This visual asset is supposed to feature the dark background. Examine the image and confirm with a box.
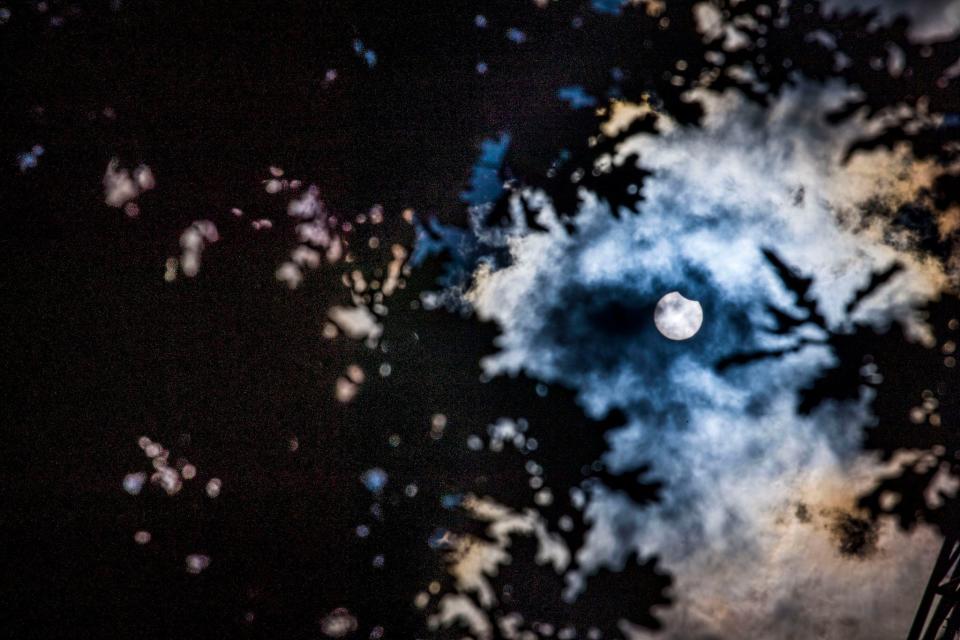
[5,1,959,638]
[1,1,634,638]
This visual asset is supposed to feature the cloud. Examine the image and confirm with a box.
[820,0,960,43]
[103,158,155,209]
[328,305,383,343]
[459,82,950,638]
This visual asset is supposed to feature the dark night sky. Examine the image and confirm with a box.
[4,1,960,639]
[1,2,626,637]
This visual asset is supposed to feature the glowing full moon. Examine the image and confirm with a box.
[654,291,704,341]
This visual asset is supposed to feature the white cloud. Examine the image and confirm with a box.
[461,82,950,639]
[821,0,960,43]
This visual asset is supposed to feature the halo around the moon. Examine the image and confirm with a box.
[654,291,704,341]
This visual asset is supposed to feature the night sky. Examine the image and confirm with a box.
[4,1,960,639]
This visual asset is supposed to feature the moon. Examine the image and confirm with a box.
[654,291,704,341]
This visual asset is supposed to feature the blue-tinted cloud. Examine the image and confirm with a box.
[459,82,948,639]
